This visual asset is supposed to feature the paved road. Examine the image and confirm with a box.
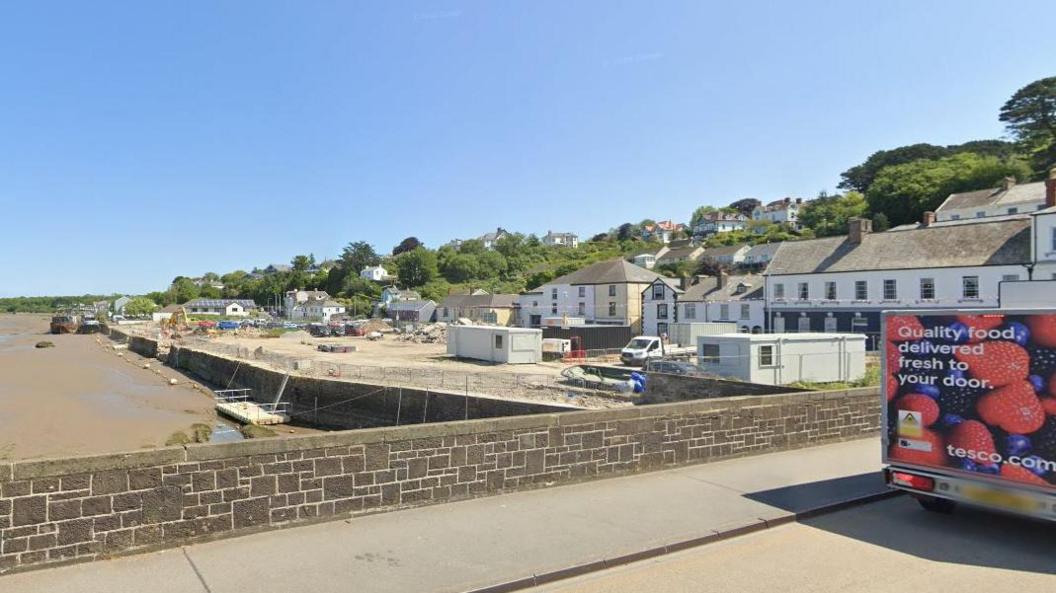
[0,439,885,593]
[527,496,1056,593]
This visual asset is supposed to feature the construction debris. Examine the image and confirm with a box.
[395,322,447,344]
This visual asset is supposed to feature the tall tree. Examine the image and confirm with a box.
[797,192,868,237]
[1000,76,1056,173]
[838,143,949,192]
[395,247,438,287]
[616,223,634,241]
[865,152,1031,226]
[392,236,422,256]
[290,254,315,271]
[728,198,761,217]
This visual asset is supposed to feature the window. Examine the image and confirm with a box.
[774,283,785,299]
[976,211,985,218]
[494,334,503,349]
[578,286,586,298]
[855,280,867,300]
[652,284,665,300]
[551,288,558,300]
[883,279,897,300]
[740,304,750,320]
[657,304,668,319]
[1008,207,1018,215]
[551,304,557,315]
[684,303,696,319]
[1002,274,1019,282]
[701,343,720,363]
[759,345,774,367]
[851,315,868,332]
[825,281,836,300]
[720,304,730,319]
[608,302,616,316]
[798,282,809,300]
[577,302,585,316]
[951,214,961,220]
[919,278,935,300]
[1051,227,1056,251]
[608,285,617,297]
[532,301,538,308]
[962,276,979,299]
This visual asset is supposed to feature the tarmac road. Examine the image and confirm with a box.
[526,495,1056,593]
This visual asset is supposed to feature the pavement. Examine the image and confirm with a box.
[526,495,1056,593]
[0,438,888,593]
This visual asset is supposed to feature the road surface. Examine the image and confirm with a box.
[527,496,1056,593]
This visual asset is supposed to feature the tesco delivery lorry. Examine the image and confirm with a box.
[883,308,1056,520]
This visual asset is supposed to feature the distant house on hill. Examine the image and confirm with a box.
[360,265,391,282]
[935,177,1049,221]
[183,299,258,317]
[542,231,579,249]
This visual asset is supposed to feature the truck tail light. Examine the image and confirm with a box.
[889,471,935,492]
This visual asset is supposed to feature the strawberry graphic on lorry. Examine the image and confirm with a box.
[884,309,1056,520]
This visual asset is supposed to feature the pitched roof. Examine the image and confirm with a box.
[765,219,1031,275]
[184,298,258,309]
[657,245,704,263]
[549,259,664,286]
[680,274,764,302]
[388,300,437,311]
[745,242,782,257]
[703,244,749,258]
[888,213,1030,232]
[937,180,1046,213]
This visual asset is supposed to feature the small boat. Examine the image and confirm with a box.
[50,313,80,334]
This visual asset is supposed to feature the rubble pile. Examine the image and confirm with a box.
[396,322,448,344]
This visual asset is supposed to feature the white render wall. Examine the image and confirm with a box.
[766,265,1030,310]
[517,283,597,327]
[937,202,1046,222]
[677,300,765,332]
[641,284,678,337]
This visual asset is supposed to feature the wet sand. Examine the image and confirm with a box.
[0,314,218,460]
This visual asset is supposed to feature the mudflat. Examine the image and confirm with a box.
[0,314,215,460]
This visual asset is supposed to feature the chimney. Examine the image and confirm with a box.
[1002,176,1016,191]
[1047,166,1056,209]
[922,211,936,226]
[848,217,872,244]
[717,270,728,289]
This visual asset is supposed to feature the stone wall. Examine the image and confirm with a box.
[0,387,880,573]
[170,346,582,429]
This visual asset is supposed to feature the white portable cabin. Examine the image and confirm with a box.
[667,322,739,347]
[697,333,866,385]
[447,326,543,364]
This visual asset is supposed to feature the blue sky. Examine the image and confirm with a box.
[1,1,1054,296]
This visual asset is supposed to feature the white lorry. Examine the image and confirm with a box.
[620,336,693,366]
[884,299,1056,521]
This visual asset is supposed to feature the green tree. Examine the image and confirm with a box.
[1000,76,1056,173]
[441,254,479,283]
[123,297,158,317]
[871,212,890,232]
[797,192,868,237]
[167,277,200,304]
[838,144,950,192]
[476,250,508,278]
[728,198,761,217]
[865,152,1031,226]
[689,206,718,229]
[392,236,422,256]
[419,279,452,302]
[341,275,382,300]
[457,239,485,255]
[291,254,315,271]
[395,247,438,287]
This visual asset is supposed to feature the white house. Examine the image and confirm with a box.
[693,213,747,237]
[1029,168,1056,280]
[677,273,766,333]
[935,176,1049,222]
[183,299,257,317]
[113,296,131,315]
[379,286,420,306]
[633,253,657,269]
[289,299,346,322]
[753,198,805,229]
[480,227,510,250]
[641,220,684,244]
[640,278,682,337]
[543,231,579,249]
[655,243,704,268]
[764,216,1033,348]
[517,259,663,333]
[360,265,391,282]
[743,243,781,270]
[284,289,329,318]
[701,244,749,267]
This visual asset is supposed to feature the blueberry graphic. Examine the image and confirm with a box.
[1005,321,1030,346]
[1029,374,1045,392]
[942,413,964,427]
[947,322,969,344]
[914,383,941,399]
[948,368,966,382]
[1025,456,1049,477]
[1006,434,1032,457]
[977,463,1000,475]
[960,459,978,472]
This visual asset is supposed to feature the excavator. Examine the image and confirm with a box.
[163,306,189,332]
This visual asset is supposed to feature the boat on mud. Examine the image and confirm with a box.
[50,313,81,334]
